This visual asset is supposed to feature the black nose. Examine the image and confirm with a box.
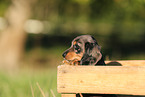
[62,52,67,58]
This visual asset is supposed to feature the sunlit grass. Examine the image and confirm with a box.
[0,69,60,97]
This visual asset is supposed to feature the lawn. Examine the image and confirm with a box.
[0,69,60,97]
[0,46,66,97]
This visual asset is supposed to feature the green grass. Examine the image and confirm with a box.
[0,46,66,97]
[0,69,60,97]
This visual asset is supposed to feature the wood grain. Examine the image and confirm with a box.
[57,64,145,95]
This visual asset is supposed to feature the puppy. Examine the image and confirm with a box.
[62,35,117,97]
[62,35,105,66]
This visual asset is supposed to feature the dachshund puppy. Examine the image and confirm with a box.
[62,35,117,97]
[62,35,105,66]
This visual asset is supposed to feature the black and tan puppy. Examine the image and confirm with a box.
[62,35,117,97]
[62,35,105,66]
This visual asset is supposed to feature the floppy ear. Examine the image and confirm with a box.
[80,42,102,65]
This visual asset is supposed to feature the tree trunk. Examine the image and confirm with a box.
[0,0,35,70]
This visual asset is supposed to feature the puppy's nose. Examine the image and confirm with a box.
[62,52,67,58]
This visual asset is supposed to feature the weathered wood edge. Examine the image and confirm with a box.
[57,65,145,95]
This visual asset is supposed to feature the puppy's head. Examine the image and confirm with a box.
[62,35,102,65]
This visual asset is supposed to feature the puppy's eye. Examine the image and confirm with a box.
[74,45,80,50]
[74,45,81,54]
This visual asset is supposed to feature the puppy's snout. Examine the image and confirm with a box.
[62,52,67,58]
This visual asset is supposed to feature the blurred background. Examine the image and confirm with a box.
[0,0,145,97]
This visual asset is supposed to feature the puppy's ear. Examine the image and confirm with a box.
[80,42,102,65]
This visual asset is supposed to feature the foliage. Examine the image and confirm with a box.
[1,0,145,61]
[29,0,145,43]
[0,0,11,16]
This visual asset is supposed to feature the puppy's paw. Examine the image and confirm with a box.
[62,59,80,66]
[70,59,80,66]
[62,60,71,65]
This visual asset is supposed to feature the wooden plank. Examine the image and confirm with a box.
[105,60,145,66]
[57,65,145,95]
[61,94,76,97]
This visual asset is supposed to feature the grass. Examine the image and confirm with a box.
[0,46,66,97]
[0,69,60,97]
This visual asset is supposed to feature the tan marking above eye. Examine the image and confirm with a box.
[73,41,77,45]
